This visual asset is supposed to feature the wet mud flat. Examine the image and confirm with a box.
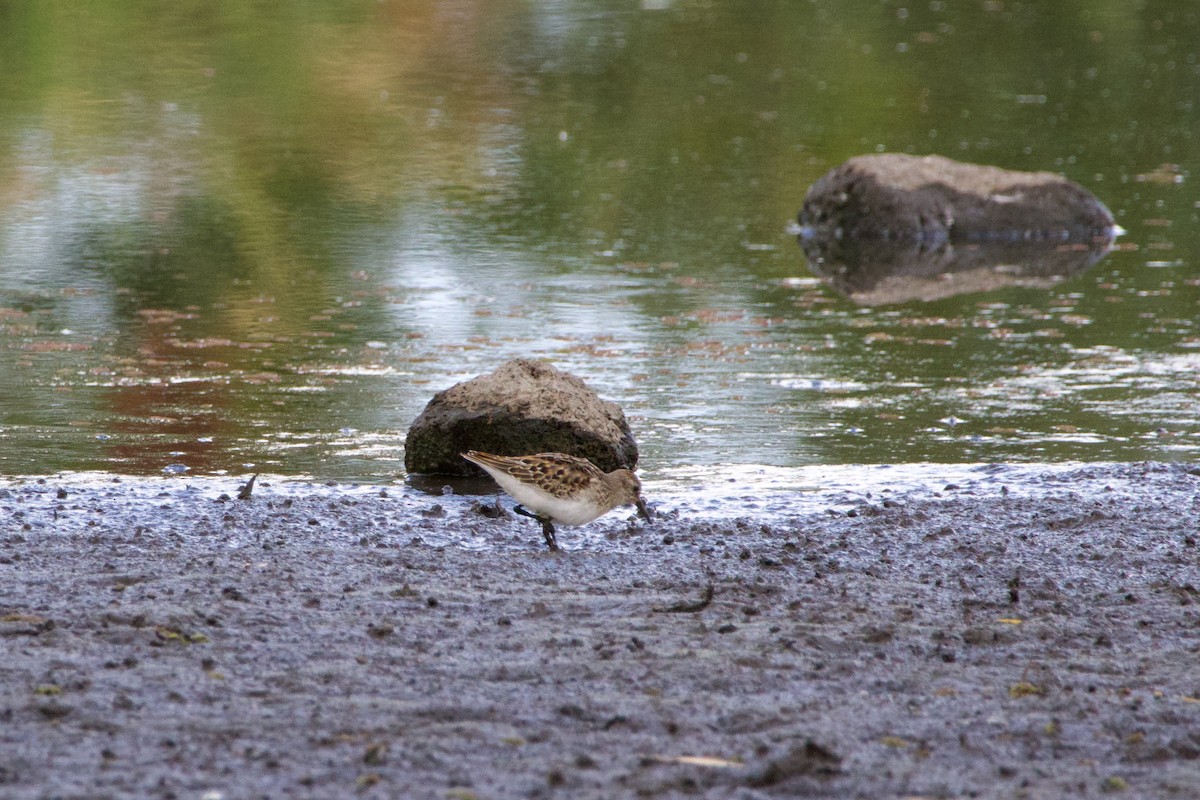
[2,463,1199,799]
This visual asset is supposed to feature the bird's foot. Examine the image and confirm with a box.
[540,521,560,552]
[514,505,560,551]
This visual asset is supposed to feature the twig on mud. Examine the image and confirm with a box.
[1007,570,1021,604]
[237,473,259,501]
[655,583,715,613]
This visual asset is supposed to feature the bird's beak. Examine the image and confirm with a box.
[635,496,653,521]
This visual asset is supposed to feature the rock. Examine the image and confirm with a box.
[798,153,1116,245]
[404,359,639,476]
[796,154,1118,304]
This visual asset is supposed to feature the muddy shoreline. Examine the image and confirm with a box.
[3,462,1199,799]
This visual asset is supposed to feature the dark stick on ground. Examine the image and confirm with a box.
[655,582,715,613]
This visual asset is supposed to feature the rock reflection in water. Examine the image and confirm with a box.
[797,231,1115,306]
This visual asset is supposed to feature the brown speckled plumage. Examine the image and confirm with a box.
[469,452,602,498]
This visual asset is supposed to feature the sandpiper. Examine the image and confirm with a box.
[461,450,651,551]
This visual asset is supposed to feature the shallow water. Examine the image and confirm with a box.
[1,3,1198,481]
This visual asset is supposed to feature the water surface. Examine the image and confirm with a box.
[1,2,1198,481]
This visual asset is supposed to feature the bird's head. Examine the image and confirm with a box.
[613,468,653,521]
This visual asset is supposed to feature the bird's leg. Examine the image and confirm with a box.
[540,519,559,552]
[513,505,560,551]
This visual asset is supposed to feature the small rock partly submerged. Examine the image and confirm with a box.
[404,358,639,476]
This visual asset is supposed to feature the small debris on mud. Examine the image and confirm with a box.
[745,739,843,786]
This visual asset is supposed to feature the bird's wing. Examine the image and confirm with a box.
[463,451,603,499]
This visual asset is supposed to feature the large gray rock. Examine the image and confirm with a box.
[404,359,639,476]
[798,153,1115,246]
[796,154,1118,304]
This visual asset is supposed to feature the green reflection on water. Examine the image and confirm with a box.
[0,1,1198,479]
